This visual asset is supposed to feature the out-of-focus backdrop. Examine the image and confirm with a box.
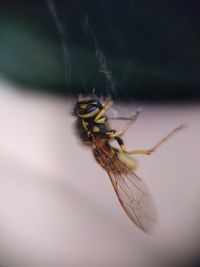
[0,0,200,99]
[0,1,200,267]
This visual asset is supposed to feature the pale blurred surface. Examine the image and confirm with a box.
[0,79,200,267]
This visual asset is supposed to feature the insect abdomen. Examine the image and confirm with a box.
[117,152,137,171]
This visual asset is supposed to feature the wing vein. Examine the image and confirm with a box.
[92,136,157,232]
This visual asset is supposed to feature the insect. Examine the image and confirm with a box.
[74,95,183,232]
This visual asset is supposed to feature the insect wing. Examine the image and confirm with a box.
[108,163,157,232]
[93,139,157,232]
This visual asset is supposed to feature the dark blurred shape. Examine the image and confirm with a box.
[0,0,199,100]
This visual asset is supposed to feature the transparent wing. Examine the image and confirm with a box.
[93,138,157,233]
[107,161,157,232]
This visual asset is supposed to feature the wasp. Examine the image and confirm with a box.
[74,95,183,232]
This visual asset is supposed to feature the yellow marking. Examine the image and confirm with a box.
[94,108,105,120]
[93,126,100,132]
[92,99,110,122]
[78,108,100,118]
[108,130,122,138]
[82,119,88,130]
[95,116,106,124]
[80,104,87,109]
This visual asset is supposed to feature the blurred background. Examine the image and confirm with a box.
[0,1,200,267]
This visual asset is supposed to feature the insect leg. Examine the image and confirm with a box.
[113,136,149,154]
[115,125,185,155]
[107,109,141,137]
[94,97,113,123]
[102,97,113,111]
[108,108,141,121]
[108,117,138,138]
